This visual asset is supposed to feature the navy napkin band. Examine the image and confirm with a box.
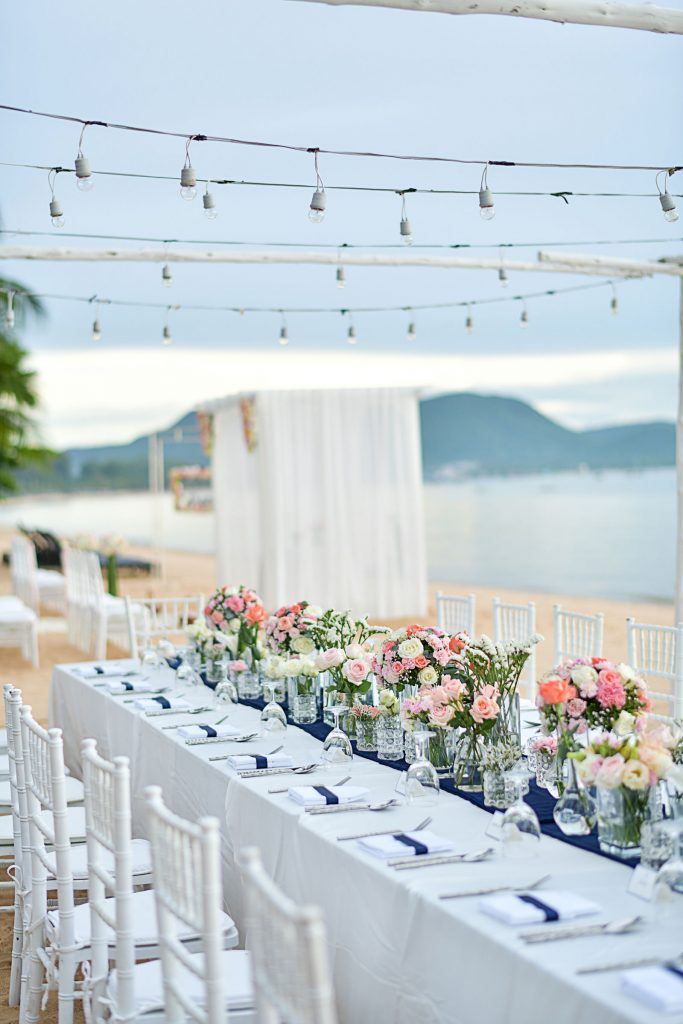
[518,894,559,921]
[199,725,217,738]
[313,786,339,805]
[393,833,429,856]
[153,696,171,709]
[122,681,134,691]
[254,755,268,769]
[94,666,104,674]
[666,964,683,982]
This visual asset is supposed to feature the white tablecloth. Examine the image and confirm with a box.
[50,661,683,1024]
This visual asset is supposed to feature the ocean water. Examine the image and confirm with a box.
[0,467,674,603]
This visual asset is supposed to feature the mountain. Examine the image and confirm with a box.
[13,394,674,494]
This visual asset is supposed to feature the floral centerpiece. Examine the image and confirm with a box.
[373,624,460,693]
[309,610,389,702]
[262,654,320,722]
[265,601,322,657]
[571,723,677,857]
[205,585,266,661]
[350,704,381,751]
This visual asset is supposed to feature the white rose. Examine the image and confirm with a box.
[300,660,319,677]
[418,665,438,686]
[305,605,323,619]
[292,636,315,655]
[281,659,303,678]
[613,710,636,737]
[398,637,423,659]
[665,763,683,789]
[617,662,636,682]
[224,633,238,655]
[570,665,598,687]
[345,643,365,659]
[229,618,241,633]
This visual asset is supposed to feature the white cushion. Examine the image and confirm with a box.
[0,597,25,609]
[0,775,83,807]
[45,838,153,881]
[36,569,65,587]
[47,887,239,951]
[0,805,86,845]
[0,607,36,623]
[107,950,254,1016]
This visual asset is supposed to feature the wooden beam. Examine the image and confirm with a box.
[288,0,683,35]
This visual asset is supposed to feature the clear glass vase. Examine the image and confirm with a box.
[535,750,555,789]
[375,714,403,761]
[596,783,663,859]
[235,670,260,701]
[552,759,597,836]
[492,691,521,746]
[354,718,377,752]
[428,728,453,778]
[483,769,517,809]
[205,651,227,684]
[453,732,485,791]
[404,728,418,764]
[287,676,319,725]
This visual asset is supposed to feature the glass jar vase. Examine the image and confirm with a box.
[452,732,485,791]
[596,782,663,859]
[354,717,377,752]
[428,728,453,778]
[205,651,227,684]
[287,676,319,725]
[375,714,403,761]
[235,670,260,701]
[483,769,517,809]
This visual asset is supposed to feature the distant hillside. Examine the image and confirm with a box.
[14,394,675,494]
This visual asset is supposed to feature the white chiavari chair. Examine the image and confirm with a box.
[238,846,338,1024]
[435,591,476,636]
[492,597,537,698]
[11,535,65,614]
[141,786,253,1024]
[552,605,604,665]
[627,618,683,720]
[84,551,132,660]
[62,547,88,651]
[0,589,39,669]
[125,594,205,661]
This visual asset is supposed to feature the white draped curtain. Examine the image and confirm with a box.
[209,388,426,619]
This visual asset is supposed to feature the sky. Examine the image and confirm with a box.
[1,0,682,448]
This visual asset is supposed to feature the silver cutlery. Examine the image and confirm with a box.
[308,798,399,816]
[576,952,683,975]
[209,742,285,765]
[390,846,496,871]
[268,768,344,794]
[122,687,172,701]
[162,715,237,730]
[337,815,433,843]
[145,705,212,718]
[520,915,643,944]
[440,874,551,900]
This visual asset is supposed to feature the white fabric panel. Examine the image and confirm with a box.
[212,402,260,588]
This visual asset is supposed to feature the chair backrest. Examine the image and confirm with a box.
[552,605,605,665]
[3,685,31,880]
[144,785,224,1024]
[626,618,683,719]
[84,550,106,608]
[435,592,475,637]
[20,706,76,954]
[238,846,338,1024]
[492,598,537,696]
[81,738,136,1021]
[10,536,39,612]
[126,595,205,660]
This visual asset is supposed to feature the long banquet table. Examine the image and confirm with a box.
[50,660,683,1024]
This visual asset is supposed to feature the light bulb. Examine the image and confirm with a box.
[520,310,529,328]
[162,325,173,345]
[279,326,289,346]
[49,198,64,227]
[75,156,94,192]
[203,191,218,220]
[336,266,346,288]
[5,310,15,329]
[479,188,495,220]
[347,325,357,345]
[162,264,172,287]
[406,322,417,342]
[400,217,412,245]
[465,315,473,335]
[610,297,618,316]
[309,189,326,223]
[180,165,197,201]
[659,192,679,223]
[91,319,102,342]
[498,268,508,288]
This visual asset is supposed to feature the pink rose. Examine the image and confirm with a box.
[599,669,622,687]
[596,678,626,710]
[470,694,499,724]
[342,658,370,685]
[231,660,247,673]
[226,595,244,614]
[315,648,345,670]
[428,704,455,728]
[346,643,365,659]
[579,679,599,699]
[595,754,625,789]
[414,655,428,669]
[434,648,450,666]
[391,662,404,675]
[278,616,293,631]
[442,674,466,700]
[566,697,587,718]
[211,610,224,625]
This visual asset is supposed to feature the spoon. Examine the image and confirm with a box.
[390,847,496,871]
[162,715,237,730]
[268,765,324,791]
[576,952,683,975]
[144,705,212,717]
[440,874,551,900]
[209,743,285,765]
[520,915,643,944]
[338,815,433,842]
[308,798,399,816]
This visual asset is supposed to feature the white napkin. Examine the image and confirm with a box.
[76,664,136,679]
[479,890,600,926]
[178,723,242,740]
[228,753,294,770]
[288,785,370,807]
[357,830,453,859]
[133,697,192,713]
[105,678,159,694]
[621,966,683,1014]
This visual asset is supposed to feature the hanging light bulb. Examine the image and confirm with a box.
[656,169,679,223]
[347,324,358,345]
[91,318,102,342]
[202,184,218,220]
[610,284,619,316]
[479,164,495,221]
[48,169,64,227]
[398,192,412,245]
[180,138,197,200]
[498,267,508,288]
[406,317,417,342]
[308,150,326,223]
[162,264,172,287]
[336,266,346,288]
[162,324,173,345]
[520,303,529,328]
[279,325,289,346]
[465,308,474,335]
[74,157,93,192]
[5,291,15,330]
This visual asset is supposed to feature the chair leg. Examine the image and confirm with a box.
[57,951,76,1024]
[9,891,24,1006]
[94,614,107,661]
[22,945,45,1024]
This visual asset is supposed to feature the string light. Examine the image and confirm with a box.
[5,290,15,329]
[278,311,289,346]
[202,182,218,220]
[398,191,412,245]
[465,306,474,335]
[610,283,619,315]
[47,169,64,227]
[74,124,94,192]
[161,263,172,287]
[180,138,197,201]
[479,164,495,221]
[336,266,346,288]
[498,259,509,287]
[406,313,417,342]
[308,150,326,224]
[347,324,358,344]
[519,300,529,328]
[657,170,679,223]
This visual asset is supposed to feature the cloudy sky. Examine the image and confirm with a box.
[2,0,682,447]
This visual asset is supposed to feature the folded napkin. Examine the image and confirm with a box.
[621,965,683,1014]
[228,753,294,770]
[105,678,160,694]
[288,785,370,807]
[133,696,192,713]
[178,723,242,741]
[357,830,454,859]
[479,890,600,926]
[76,664,136,679]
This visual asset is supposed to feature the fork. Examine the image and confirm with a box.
[145,705,212,718]
[267,765,324,792]
[390,847,496,871]
[162,715,234,730]
[209,743,285,764]
[307,798,399,816]
[439,874,551,900]
[337,815,433,842]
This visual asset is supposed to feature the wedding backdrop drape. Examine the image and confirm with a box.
[205,388,427,618]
